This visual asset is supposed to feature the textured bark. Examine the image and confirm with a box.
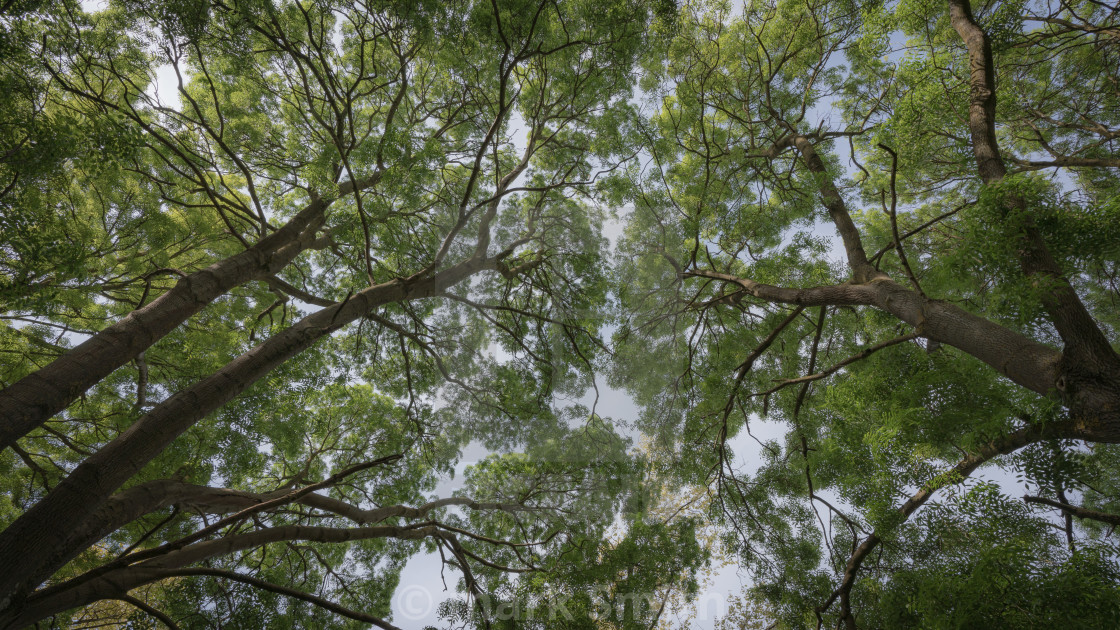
[946,0,1120,441]
[0,255,490,611]
[776,133,1065,396]
[772,97,1120,441]
[0,173,379,452]
[861,277,1063,397]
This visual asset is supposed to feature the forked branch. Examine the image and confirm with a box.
[817,423,1051,629]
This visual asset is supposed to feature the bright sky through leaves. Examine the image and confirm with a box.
[2,0,1120,628]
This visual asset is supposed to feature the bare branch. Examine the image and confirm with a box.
[1024,495,1120,526]
[161,568,404,630]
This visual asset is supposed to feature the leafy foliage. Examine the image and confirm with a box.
[2,0,1120,628]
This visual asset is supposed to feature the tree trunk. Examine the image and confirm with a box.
[0,196,328,451]
[946,0,1120,441]
[0,255,487,613]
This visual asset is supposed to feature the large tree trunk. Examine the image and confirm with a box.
[0,193,334,451]
[775,132,1068,398]
[0,173,384,452]
[701,84,1120,442]
[946,0,1120,441]
[0,255,488,613]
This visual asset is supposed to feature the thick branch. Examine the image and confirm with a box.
[0,256,494,607]
[24,457,403,607]
[0,174,381,452]
[1011,156,1120,170]
[1024,495,1120,526]
[946,0,1120,382]
[688,271,1062,397]
[791,136,884,283]
[5,524,445,628]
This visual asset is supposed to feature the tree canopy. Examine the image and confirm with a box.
[1,0,1119,628]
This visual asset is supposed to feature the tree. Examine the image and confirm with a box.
[0,0,706,627]
[612,0,1120,627]
[4,0,1120,628]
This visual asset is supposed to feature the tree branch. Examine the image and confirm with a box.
[116,594,181,630]
[685,270,1062,397]
[791,135,883,283]
[681,270,876,307]
[1023,495,1120,526]
[758,332,921,397]
[946,0,1120,384]
[0,170,379,451]
[817,423,1051,628]
[162,568,404,630]
[8,524,445,627]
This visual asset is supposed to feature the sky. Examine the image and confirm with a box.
[70,1,1071,627]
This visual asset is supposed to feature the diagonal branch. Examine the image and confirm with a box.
[790,135,883,283]
[681,270,876,307]
[162,568,404,630]
[686,270,1062,397]
[758,332,920,398]
[1010,156,1120,170]
[817,422,1051,629]
[116,594,181,630]
[1023,495,1120,527]
[877,143,924,296]
[8,524,447,628]
[25,456,403,604]
[868,201,971,264]
[0,171,385,452]
[946,0,1119,374]
[0,247,497,602]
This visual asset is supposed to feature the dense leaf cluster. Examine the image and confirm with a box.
[2,0,1119,628]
